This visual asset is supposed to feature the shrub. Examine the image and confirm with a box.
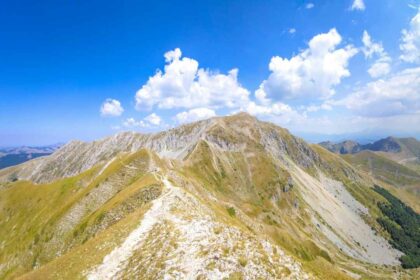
[227,206,236,217]
[238,256,247,267]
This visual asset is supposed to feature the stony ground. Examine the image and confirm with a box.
[87,174,310,280]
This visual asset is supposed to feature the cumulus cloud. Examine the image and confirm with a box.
[125,31,418,137]
[245,101,294,116]
[362,31,385,58]
[135,48,250,111]
[367,61,391,79]
[351,0,365,11]
[242,101,306,127]
[123,113,162,128]
[400,10,420,63]
[100,99,124,117]
[175,108,216,124]
[362,31,391,78]
[144,113,161,126]
[289,28,296,34]
[123,117,146,128]
[256,28,357,101]
[337,67,420,117]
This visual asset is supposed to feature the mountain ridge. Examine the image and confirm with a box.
[0,113,322,184]
[0,113,418,279]
[319,136,420,156]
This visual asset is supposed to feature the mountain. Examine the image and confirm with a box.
[320,136,408,154]
[362,137,402,153]
[318,140,362,154]
[0,113,418,279]
[0,144,62,170]
[378,137,420,173]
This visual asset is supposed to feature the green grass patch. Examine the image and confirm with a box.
[227,207,236,217]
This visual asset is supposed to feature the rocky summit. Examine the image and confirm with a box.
[0,113,418,279]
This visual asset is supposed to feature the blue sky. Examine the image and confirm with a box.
[1,0,419,146]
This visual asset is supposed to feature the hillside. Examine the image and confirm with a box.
[321,137,420,212]
[342,151,420,212]
[0,113,418,279]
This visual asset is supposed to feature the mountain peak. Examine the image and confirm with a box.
[229,111,255,119]
[0,113,316,183]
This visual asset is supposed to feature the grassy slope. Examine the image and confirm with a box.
[0,149,162,279]
[342,151,420,213]
[180,125,410,279]
[181,116,417,278]
[182,140,351,279]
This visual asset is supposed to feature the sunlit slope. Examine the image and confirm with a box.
[0,113,418,279]
[0,149,163,279]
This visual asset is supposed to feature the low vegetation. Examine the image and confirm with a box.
[374,185,420,268]
[226,206,236,217]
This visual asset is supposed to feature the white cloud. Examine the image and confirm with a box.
[289,28,296,34]
[368,61,391,78]
[304,102,333,113]
[256,28,357,101]
[175,108,216,124]
[244,101,296,118]
[135,48,250,110]
[362,31,391,78]
[351,0,365,11]
[100,99,124,117]
[400,10,420,63]
[123,113,162,128]
[123,117,146,128]
[305,3,314,9]
[362,31,385,59]
[408,4,418,10]
[244,101,340,133]
[338,67,420,117]
[144,113,161,126]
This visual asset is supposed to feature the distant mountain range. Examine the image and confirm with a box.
[0,144,62,170]
[319,136,419,157]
